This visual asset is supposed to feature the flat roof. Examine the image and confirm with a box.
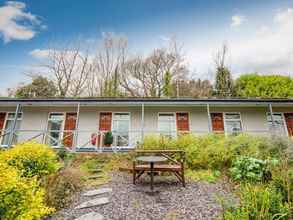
[0,97,292,107]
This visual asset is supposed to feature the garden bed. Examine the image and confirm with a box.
[49,171,233,220]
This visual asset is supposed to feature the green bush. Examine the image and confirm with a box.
[222,184,289,220]
[141,134,286,171]
[230,156,268,182]
[45,167,83,209]
[0,141,60,178]
[0,162,54,220]
[104,131,113,146]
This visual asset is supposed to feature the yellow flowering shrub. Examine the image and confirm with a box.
[0,141,60,178]
[0,162,54,220]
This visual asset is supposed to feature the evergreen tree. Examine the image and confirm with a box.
[214,44,234,97]
[15,76,57,98]
[163,71,173,97]
[215,66,234,97]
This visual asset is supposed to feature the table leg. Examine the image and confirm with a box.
[150,162,154,191]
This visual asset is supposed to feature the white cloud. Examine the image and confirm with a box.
[0,1,43,43]
[29,49,51,59]
[231,15,245,27]
[185,8,293,77]
[229,8,293,75]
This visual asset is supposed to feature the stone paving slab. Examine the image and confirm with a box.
[74,212,104,220]
[75,197,109,209]
[83,188,112,196]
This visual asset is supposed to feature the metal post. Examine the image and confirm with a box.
[8,104,21,147]
[141,103,145,144]
[73,102,80,151]
[207,104,212,133]
[269,103,275,134]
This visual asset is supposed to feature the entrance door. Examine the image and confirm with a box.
[176,113,190,133]
[211,113,224,133]
[99,112,112,147]
[63,113,77,148]
[112,113,130,146]
[284,113,293,136]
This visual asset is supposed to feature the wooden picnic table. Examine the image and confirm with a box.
[133,149,186,188]
[136,155,167,191]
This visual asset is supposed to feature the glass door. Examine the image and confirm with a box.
[112,113,130,146]
[1,113,22,146]
[46,113,65,147]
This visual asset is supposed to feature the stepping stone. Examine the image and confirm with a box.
[75,197,109,209]
[83,188,112,196]
[74,212,104,220]
[88,169,103,173]
[87,175,103,180]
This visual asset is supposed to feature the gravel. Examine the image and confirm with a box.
[49,172,233,220]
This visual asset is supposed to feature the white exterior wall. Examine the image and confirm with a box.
[0,104,291,148]
[210,106,269,135]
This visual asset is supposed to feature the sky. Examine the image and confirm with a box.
[0,0,293,94]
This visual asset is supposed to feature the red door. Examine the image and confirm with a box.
[211,113,224,133]
[98,112,112,147]
[284,113,293,136]
[63,113,77,148]
[176,113,190,133]
[0,113,6,131]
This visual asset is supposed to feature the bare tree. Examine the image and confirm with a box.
[31,42,93,97]
[87,32,128,97]
[120,39,188,97]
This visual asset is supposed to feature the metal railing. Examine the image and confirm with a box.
[0,128,290,151]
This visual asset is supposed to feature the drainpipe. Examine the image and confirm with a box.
[207,104,212,133]
[268,103,275,135]
[141,103,145,145]
[8,104,21,147]
[73,102,81,151]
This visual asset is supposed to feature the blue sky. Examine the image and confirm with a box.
[0,0,293,94]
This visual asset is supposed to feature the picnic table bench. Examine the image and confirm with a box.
[133,149,186,188]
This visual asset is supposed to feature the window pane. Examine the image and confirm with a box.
[112,113,130,146]
[49,113,64,121]
[159,113,174,121]
[224,113,242,134]
[113,113,130,120]
[267,113,286,134]
[47,113,64,146]
[1,114,22,146]
[158,113,175,137]
[225,121,242,133]
[225,113,241,120]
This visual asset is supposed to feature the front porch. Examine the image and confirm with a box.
[0,98,292,151]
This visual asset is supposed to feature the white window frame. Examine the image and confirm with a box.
[223,112,243,135]
[46,112,66,147]
[98,111,131,147]
[266,112,288,136]
[157,112,177,137]
[0,112,23,146]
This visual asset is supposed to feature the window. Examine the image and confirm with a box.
[224,113,242,134]
[267,113,287,135]
[46,113,65,146]
[112,113,130,146]
[158,113,176,137]
[1,112,22,146]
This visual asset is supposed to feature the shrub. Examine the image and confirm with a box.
[230,156,268,182]
[104,131,113,146]
[0,162,54,220]
[45,167,83,209]
[0,141,60,178]
[222,184,289,220]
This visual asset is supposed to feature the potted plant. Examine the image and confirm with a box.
[104,131,113,147]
